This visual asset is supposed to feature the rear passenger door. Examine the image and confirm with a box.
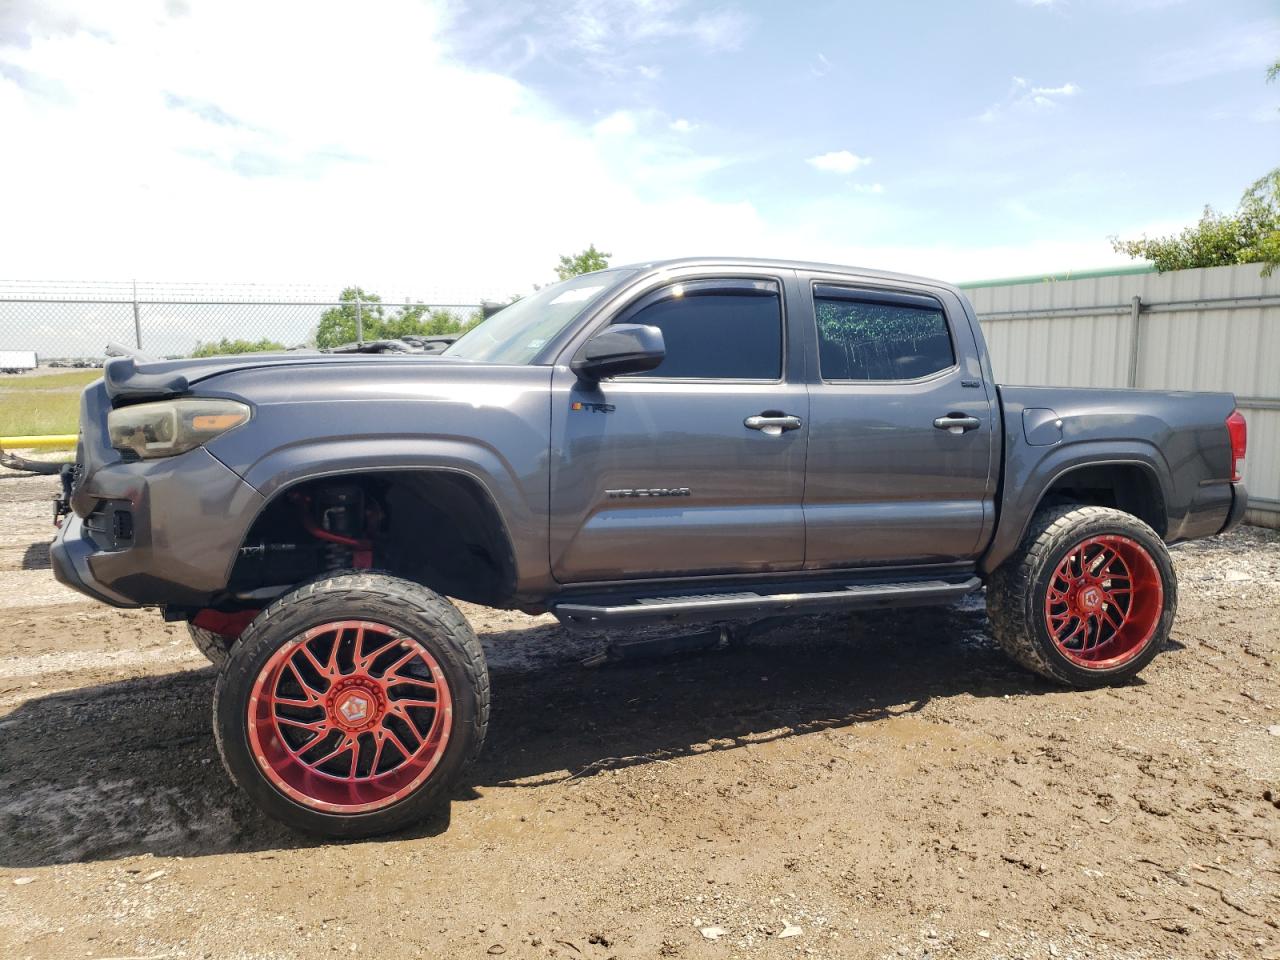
[802,281,997,568]
[549,275,808,583]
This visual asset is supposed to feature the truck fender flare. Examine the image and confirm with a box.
[226,438,539,589]
[981,441,1173,576]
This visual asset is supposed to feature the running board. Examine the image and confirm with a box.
[552,576,982,630]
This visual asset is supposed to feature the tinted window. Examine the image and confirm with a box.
[815,293,954,381]
[620,282,782,379]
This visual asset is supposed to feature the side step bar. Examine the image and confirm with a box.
[552,576,982,630]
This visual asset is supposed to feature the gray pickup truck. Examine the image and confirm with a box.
[50,258,1248,837]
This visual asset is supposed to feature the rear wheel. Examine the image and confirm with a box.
[987,505,1176,687]
[213,572,489,837]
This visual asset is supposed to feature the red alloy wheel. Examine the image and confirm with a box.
[247,620,453,814]
[1043,534,1164,669]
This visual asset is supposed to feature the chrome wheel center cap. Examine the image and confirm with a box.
[1078,585,1102,613]
[327,677,384,732]
[338,693,369,724]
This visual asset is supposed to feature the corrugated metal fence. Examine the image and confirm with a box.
[963,263,1279,528]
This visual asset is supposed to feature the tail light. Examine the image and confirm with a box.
[1226,410,1247,482]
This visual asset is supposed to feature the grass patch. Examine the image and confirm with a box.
[0,370,102,391]
[0,370,98,437]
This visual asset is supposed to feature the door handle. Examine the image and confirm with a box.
[745,413,803,436]
[933,413,981,434]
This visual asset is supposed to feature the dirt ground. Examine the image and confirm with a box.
[0,466,1276,960]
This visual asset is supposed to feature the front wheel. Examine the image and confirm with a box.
[213,572,489,837]
[987,505,1177,688]
[188,623,230,666]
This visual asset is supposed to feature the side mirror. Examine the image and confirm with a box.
[571,323,665,381]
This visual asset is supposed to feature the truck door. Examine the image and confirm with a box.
[801,281,997,567]
[549,275,808,583]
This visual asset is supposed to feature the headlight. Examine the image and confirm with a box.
[108,398,251,460]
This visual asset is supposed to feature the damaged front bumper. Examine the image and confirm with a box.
[49,381,266,609]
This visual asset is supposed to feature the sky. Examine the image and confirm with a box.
[0,0,1277,300]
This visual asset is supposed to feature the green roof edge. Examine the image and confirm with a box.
[956,263,1156,289]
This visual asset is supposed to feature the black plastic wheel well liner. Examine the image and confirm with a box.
[1037,462,1168,538]
[233,469,518,607]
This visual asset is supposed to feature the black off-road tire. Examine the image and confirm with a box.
[986,505,1177,688]
[213,572,489,838]
[188,623,230,666]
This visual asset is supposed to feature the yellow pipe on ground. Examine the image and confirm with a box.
[0,434,78,449]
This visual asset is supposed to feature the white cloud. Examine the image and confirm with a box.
[669,117,696,133]
[811,52,832,77]
[0,0,1146,300]
[555,0,749,63]
[980,76,1081,121]
[0,0,767,297]
[1031,82,1080,98]
[441,2,751,81]
[852,183,885,195]
[594,110,638,137]
[806,150,872,174]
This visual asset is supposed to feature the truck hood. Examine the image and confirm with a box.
[103,351,459,403]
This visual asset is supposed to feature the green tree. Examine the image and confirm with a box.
[1238,170,1280,275]
[1109,184,1280,276]
[314,288,482,347]
[1112,62,1280,277]
[315,287,387,348]
[555,243,611,280]
[191,336,285,357]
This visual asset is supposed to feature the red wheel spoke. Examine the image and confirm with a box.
[1043,535,1163,670]
[1055,616,1084,646]
[368,732,387,776]
[384,655,435,686]
[297,641,337,683]
[309,736,355,769]
[1084,615,1102,649]
[250,619,455,813]
[280,661,325,704]
[1086,546,1109,575]
[352,632,399,674]
[277,714,328,734]
[1101,606,1124,632]
[383,720,419,757]
[389,695,439,710]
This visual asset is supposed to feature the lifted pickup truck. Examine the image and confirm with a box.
[51,258,1248,837]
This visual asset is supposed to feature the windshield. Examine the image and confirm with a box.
[444,269,635,364]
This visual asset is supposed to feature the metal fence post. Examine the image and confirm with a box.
[1126,295,1141,388]
[132,279,143,351]
[355,293,364,346]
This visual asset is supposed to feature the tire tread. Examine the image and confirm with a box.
[986,505,1175,688]
[212,571,489,837]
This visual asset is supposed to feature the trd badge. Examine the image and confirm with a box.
[571,401,615,413]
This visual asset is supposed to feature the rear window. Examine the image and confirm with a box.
[814,289,954,381]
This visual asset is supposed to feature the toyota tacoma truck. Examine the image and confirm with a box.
[49,258,1249,837]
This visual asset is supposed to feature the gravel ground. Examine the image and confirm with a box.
[0,466,1276,960]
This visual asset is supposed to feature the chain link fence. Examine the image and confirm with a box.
[0,280,483,363]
